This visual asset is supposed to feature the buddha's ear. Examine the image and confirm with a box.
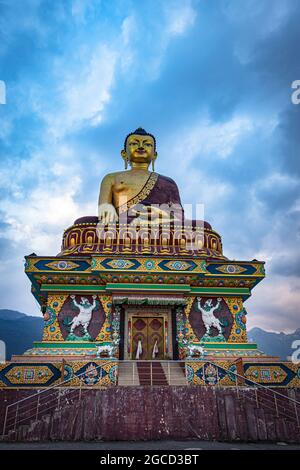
[152,152,157,171]
[121,149,128,169]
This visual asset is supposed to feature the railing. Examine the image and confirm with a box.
[201,360,300,427]
[1,361,112,439]
[118,360,187,386]
[2,359,300,440]
[119,360,300,427]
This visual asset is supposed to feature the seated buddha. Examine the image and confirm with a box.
[98,127,184,226]
[59,128,223,256]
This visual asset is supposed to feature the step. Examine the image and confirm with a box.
[136,362,169,385]
[161,362,187,385]
[118,362,140,385]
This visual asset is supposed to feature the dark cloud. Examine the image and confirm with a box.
[271,254,300,278]
[0,0,300,330]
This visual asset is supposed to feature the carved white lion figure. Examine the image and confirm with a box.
[187,344,205,358]
[96,338,119,357]
[182,338,205,358]
[70,295,97,335]
[197,297,222,336]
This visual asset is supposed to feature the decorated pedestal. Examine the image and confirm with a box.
[1,214,299,389]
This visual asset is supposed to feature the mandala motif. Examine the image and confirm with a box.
[144,260,155,270]
[167,261,189,270]
[44,260,80,270]
[159,260,197,271]
[196,363,226,385]
[215,264,247,274]
[107,259,135,269]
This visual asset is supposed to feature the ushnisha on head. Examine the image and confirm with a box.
[121,127,157,171]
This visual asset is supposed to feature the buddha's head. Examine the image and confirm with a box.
[121,127,157,169]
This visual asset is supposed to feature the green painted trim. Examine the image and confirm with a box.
[27,270,91,274]
[32,341,257,351]
[106,283,191,292]
[33,341,101,348]
[191,287,250,295]
[205,273,265,278]
[33,341,257,350]
[199,342,257,350]
[41,284,106,292]
[41,283,251,296]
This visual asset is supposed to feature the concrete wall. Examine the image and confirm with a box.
[1,386,300,442]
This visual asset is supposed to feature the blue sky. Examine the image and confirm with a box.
[0,0,299,332]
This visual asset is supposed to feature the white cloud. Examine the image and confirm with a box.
[121,15,136,46]
[0,141,100,316]
[0,144,98,254]
[43,43,117,138]
[165,1,197,36]
[247,275,300,333]
[162,115,254,173]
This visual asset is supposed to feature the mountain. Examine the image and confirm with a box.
[0,308,299,361]
[249,327,300,360]
[0,309,43,360]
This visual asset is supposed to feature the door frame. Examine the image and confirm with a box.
[124,307,173,360]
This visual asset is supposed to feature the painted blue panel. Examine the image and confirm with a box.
[206,264,257,275]
[0,363,61,387]
[243,363,296,387]
[33,260,90,272]
[100,258,141,270]
[158,260,197,271]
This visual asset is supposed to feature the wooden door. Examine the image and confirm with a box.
[132,317,164,360]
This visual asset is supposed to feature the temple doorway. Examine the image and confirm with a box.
[132,316,164,360]
[122,307,173,360]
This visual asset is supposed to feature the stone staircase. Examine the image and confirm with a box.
[117,361,187,386]
[136,361,169,385]
[161,362,187,385]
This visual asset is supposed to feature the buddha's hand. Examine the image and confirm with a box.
[98,203,119,225]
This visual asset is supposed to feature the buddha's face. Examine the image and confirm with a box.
[122,134,157,166]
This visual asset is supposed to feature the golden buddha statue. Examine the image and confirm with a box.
[59,128,224,257]
[98,128,183,226]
